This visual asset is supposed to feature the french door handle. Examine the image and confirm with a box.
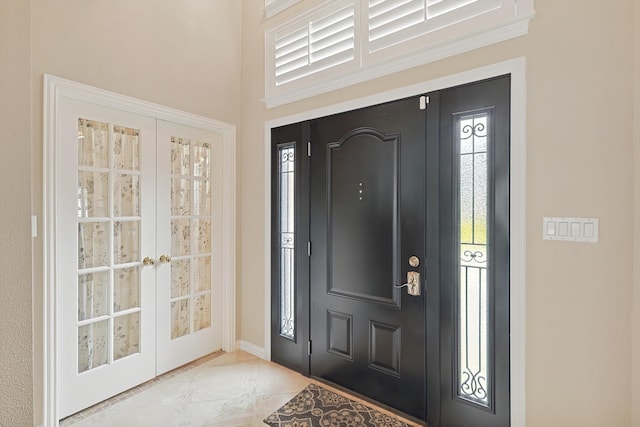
[142,256,156,266]
[159,254,172,264]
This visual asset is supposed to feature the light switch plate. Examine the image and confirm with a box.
[543,217,599,243]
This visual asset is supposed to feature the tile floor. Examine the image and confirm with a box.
[60,350,419,427]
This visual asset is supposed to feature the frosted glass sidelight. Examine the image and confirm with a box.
[78,119,109,168]
[78,320,109,373]
[113,267,140,312]
[113,221,140,264]
[113,173,140,217]
[171,299,190,339]
[113,126,140,170]
[78,272,109,321]
[78,171,109,218]
[278,145,295,340]
[113,312,140,360]
[78,222,109,269]
[456,112,490,407]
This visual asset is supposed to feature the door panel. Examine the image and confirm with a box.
[58,98,157,418]
[437,76,510,427]
[156,120,223,374]
[309,97,427,420]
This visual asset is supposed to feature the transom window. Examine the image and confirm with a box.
[265,0,534,107]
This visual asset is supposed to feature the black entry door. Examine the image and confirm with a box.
[309,97,427,419]
[271,76,511,427]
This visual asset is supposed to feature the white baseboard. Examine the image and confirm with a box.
[236,340,268,360]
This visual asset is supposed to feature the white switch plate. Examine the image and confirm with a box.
[543,217,599,243]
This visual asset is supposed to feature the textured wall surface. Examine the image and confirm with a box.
[632,0,640,425]
[0,0,33,425]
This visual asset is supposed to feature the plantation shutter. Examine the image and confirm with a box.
[274,4,356,86]
[367,0,502,53]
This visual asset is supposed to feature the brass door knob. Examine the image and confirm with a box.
[142,256,156,266]
[159,254,171,264]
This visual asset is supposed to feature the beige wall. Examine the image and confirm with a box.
[240,0,635,426]
[28,1,242,424]
[632,0,640,424]
[0,0,33,425]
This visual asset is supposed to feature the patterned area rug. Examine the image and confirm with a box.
[263,383,414,427]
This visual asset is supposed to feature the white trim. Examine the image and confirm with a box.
[42,74,237,426]
[236,340,268,360]
[264,58,527,427]
[264,0,301,19]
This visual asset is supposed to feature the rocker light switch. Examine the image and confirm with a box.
[543,217,599,243]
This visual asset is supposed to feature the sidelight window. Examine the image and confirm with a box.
[278,144,296,340]
[456,111,491,407]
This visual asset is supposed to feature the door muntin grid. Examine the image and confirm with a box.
[76,119,142,373]
[169,137,213,340]
[454,111,492,408]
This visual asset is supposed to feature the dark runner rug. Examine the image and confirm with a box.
[263,383,414,427]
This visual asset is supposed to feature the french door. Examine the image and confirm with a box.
[57,98,223,418]
[271,76,511,426]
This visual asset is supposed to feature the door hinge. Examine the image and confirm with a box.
[307,141,311,157]
[419,95,429,110]
[307,241,311,257]
[308,340,312,355]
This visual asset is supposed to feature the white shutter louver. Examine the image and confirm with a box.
[274,4,355,86]
[368,0,502,53]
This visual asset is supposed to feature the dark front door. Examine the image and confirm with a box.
[309,97,427,419]
[271,76,511,427]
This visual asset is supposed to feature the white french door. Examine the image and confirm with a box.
[56,97,223,418]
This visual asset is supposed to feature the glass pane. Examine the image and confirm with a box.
[171,137,190,176]
[171,259,191,298]
[78,118,109,168]
[457,112,490,407]
[171,299,190,339]
[78,222,109,269]
[278,145,295,339]
[113,173,140,217]
[78,271,109,321]
[193,256,211,293]
[171,219,191,256]
[192,141,211,177]
[113,312,140,360]
[194,219,211,253]
[113,221,140,264]
[193,294,211,332]
[113,126,140,170]
[172,178,191,216]
[78,320,109,373]
[114,267,140,312]
[78,171,109,218]
[193,180,211,216]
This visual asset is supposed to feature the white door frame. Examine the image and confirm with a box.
[263,58,527,426]
[42,74,237,426]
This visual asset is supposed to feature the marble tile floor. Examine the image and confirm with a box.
[60,350,419,427]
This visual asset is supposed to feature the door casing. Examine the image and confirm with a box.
[42,74,237,426]
[264,58,527,427]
